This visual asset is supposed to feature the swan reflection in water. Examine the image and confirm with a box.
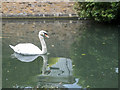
[11,53,40,62]
[11,53,49,75]
[11,53,81,88]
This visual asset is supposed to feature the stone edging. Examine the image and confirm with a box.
[2,14,79,19]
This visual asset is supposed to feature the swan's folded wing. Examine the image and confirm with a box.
[14,43,42,55]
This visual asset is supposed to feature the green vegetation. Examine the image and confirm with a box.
[74,2,120,22]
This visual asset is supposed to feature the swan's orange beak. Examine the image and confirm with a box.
[45,34,49,38]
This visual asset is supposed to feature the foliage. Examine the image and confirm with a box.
[70,23,118,88]
[74,2,120,22]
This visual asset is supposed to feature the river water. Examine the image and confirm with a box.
[2,19,118,88]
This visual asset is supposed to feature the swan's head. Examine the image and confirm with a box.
[39,30,49,38]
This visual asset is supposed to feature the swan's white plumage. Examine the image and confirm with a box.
[9,30,48,55]
[9,43,42,55]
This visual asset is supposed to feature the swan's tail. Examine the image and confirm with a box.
[9,45,15,50]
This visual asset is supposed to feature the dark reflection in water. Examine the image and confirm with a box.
[71,24,118,88]
[2,19,118,88]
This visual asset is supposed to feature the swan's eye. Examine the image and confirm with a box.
[44,33,48,35]
[44,33,49,38]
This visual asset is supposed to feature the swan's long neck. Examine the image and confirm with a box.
[39,36,47,54]
[41,55,48,75]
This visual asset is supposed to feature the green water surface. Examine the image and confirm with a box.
[2,19,118,88]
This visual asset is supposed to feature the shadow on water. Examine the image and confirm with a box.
[2,19,118,88]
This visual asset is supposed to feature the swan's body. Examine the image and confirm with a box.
[9,30,49,55]
[9,43,42,55]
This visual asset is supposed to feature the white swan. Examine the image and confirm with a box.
[9,30,49,55]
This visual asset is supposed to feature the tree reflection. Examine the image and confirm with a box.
[71,23,118,88]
